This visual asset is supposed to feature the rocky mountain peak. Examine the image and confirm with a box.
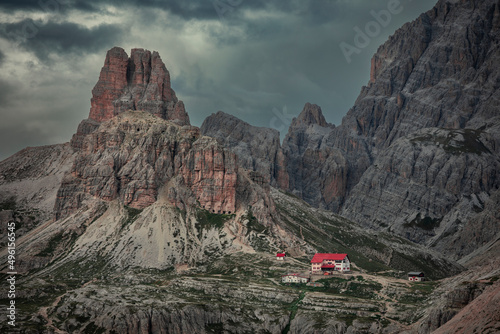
[290,103,331,128]
[200,110,289,189]
[338,0,500,261]
[88,47,190,126]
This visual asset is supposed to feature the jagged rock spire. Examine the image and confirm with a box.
[89,47,190,126]
[290,103,330,128]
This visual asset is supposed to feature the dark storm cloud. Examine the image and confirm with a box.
[165,0,439,132]
[0,0,322,23]
[0,0,254,20]
[0,0,46,12]
[0,50,5,66]
[0,20,125,62]
[0,0,92,14]
[0,0,440,161]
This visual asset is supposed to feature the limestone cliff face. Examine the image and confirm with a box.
[337,0,500,256]
[54,46,245,220]
[347,0,500,149]
[342,128,500,252]
[178,136,237,214]
[56,112,234,219]
[201,111,288,189]
[88,47,189,125]
[430,281,500,334]
[0,144,74,245]
[282,103,349,211]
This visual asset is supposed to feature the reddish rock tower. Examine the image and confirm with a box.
[89,47,190,126]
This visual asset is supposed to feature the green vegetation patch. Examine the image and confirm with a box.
[344,281,382,299]
[389,251,451,280]
[404,213,442,231]
[282,291,305,334]
[335,313,357,327]
[195,209,233,236]
[82,322,106,334]
[122,206,143,229]
[410,128,491,155]
[244,209,267,235]
[0,196,17,211]
[399,280,440,304]
[37,231,65,257]
[48,255,113,288]
[312,276,382,299]
[205,322,224,333]
[36,231,80,258]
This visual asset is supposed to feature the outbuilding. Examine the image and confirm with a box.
[282,273,309,284]
[408,272,425,282]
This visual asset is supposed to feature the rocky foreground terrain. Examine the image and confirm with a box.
[1,183,498,333]
[1,0,500,333]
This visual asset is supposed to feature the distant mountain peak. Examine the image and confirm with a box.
[291,103,331,128]
[89,47,190,126]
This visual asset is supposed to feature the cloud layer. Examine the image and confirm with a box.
[0,0,438,161]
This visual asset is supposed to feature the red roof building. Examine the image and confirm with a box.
[276,253,286,261]
[310,253,350,273]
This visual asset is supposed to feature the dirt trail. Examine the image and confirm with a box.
[39,295,66,334]
[38,278,97,333]
[354,272,413,329]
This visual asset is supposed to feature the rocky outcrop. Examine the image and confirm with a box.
[415,276,497,334]
[0,143,75,229]
[342,128,500,250]
[36,275,295,334]
[431,281,500,334]
[344,0,500,150]
[88,47,129,123]
[282,103,350,211]
[290,102,329,128]
[330,0,500,259]
[55,112,234,219]
[178,136,237,214]
[201,111,288,189]
[442,188,500,260]
[88,47,189,125]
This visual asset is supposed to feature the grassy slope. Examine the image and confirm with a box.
[2,188,464,333]
[272,189,461,279]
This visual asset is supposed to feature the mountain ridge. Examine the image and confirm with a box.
[1,0,499,332]
[202,0,500,263]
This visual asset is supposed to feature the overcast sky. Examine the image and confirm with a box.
[0,0,438,161]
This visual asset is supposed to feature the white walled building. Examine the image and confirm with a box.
[311,253,350,273]
[281,273,309,284]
